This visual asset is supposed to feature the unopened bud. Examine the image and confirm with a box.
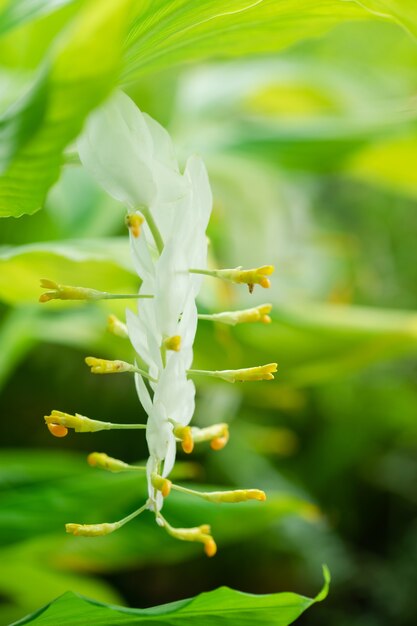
[192,423,229,451]
[172,423,194,453]
[45,410,111,433]
[39,279,105,303]
[125,212,144,238]
[47,423,69,438]
[202,489,266,503]
[200,304,272,326]
[88,452,130,472]
[163,335,181,352]
[151,473,172,497]
[107,314,128,338]
[85,356,135,374]
[66,522,118,537]
[216,363,277,383]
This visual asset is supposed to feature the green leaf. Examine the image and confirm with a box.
[0,0,133,217]
[2,0,415,218]
[11,566,330,625]
[0,1,80,37]
[0,238,135,304]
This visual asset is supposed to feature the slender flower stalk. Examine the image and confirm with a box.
[39,279,152,303]
[42,91,276,556]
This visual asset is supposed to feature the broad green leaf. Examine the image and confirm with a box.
[122,1,371,82]
[0,0,133,217]
[0,238,135,304]
[0,1,80,37]
[11,566,330,626]
[2,0,415,218]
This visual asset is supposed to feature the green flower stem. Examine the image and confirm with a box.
[140,206,164,255]
[116,501,149,529]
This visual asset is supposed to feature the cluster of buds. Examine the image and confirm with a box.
[40,92,277,556]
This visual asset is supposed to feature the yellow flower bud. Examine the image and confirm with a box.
[39,279,104,303]
[161,517,217,558]
[199,489,266,503]
[172,423,194,453]
[191,423,229,451]
[85,357,134,374]
[87,452,131,472]
[199,304,272,326]
[218,363,277,382]
[125,212,144,238]
[66,522,118,537]
[163,335,181,352]
[107,314,128,338]
[44,410,111,433]
[151,473,172,497]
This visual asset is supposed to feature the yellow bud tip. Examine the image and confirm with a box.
[161,479,172,498]
[181,427,194,454]
[87,453,98,467]
[210,434,229,451]
[199,524,211,534]
[260,278,271,289]
[261,315,272,324]
[164,335,181,352]
[204,538,217,557]
[40,279,58,289]
[247,489,267,501]
[125,213,144,238]
[39,293,53,303]
[47,423,68,438]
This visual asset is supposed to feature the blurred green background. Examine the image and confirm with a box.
[1,4,417,626]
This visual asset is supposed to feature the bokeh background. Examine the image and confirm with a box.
[1,9,417,626]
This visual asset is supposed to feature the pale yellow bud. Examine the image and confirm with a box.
[216,363,277,383]
[87,452,130,473]
[199,304,272,326]
[163,335,181,352]
[211,265,274,293]
[85,357,134,374]
[162,518,217,557]
[200,489,266,503]
[172,423,194,453]
[44,410,111,433]
[66,522,118,537]
[191,423,229,451]
[39,279,104,303]
[151,473,172,497]
[125,212,144,238]
[107,314,128,338]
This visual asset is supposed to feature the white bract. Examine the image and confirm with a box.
[78,91,212,513]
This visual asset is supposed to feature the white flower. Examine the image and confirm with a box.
[78,90,212,512]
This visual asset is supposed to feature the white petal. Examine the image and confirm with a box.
[78,91,156,208]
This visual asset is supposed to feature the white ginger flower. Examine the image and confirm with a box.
[79,91,211,512]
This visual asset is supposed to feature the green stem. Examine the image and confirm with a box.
[171,483,210,501]
[131,366,158,383]
[101,293,153,300]
[107,422,147,430]
[116,501,149,529]
[141,206,164,255]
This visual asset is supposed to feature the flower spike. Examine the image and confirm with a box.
[39,279,152,303]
